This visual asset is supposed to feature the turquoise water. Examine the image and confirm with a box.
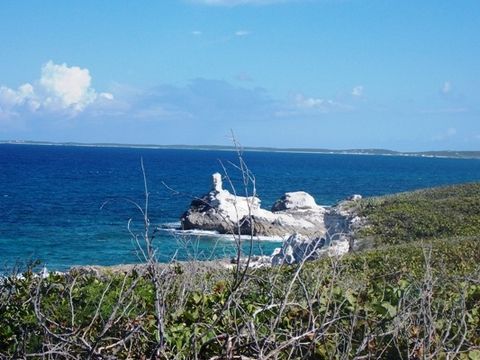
[1,144,480,271]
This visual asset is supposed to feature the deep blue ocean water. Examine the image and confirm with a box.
[1,144,480,271]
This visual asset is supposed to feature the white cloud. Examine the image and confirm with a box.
[0,83,35,106]
[191,30,202,36]
[40,61,102,112]
[294,93,352,113]
[0,61,113,118]
[352,85,364,97]
[100,92,114,101]
[441,81,452,94]
[235,30,251,36]
[0,83,40,114]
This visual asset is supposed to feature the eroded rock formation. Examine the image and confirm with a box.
[180,173,365,265]
[181,173,326,238]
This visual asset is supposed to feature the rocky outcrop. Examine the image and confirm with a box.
[181,173,326,238]
[181,173,365,265]
[180,172,264,234]
[271,192,319,212]
[271,234,324,265]
[266,196,364,265]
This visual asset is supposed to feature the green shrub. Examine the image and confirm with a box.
[357,183,480,245]
[1,236,479,358]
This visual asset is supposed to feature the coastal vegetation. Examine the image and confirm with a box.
[356,183,480,245]
[1,182,480,359]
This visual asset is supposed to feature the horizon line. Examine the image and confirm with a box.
[1,139,479,159]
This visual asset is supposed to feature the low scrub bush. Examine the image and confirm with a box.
[1,237,479,359]
[357,183,480,245]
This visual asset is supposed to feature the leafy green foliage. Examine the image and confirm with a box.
[357,182,480,245]
[1,236,479,358]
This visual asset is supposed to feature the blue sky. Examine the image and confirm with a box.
[0,0,479,150]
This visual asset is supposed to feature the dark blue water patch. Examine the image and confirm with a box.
[1,144,480,271]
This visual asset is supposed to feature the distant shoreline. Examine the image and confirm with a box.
[1,140,480,160]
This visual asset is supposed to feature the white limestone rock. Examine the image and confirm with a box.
[271,191,322,212]
[212,172,223,192]
[180,173,365,261]
[270,232,351,265]
[271,234,327,265]
[181,174,327,238]
[181,173,263,233]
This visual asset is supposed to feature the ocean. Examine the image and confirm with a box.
[1,144,480,271]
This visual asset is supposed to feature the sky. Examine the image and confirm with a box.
[0,0,479,151]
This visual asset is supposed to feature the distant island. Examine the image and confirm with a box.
[1,139,480,159]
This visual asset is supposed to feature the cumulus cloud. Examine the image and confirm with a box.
[39,61,101,112]
[0,61,113,118]
[352,85,364,97]
[0,83,38,111]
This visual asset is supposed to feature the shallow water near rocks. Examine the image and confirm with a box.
[1,144,480,271]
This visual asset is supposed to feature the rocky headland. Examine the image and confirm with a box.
[180,173,365,265]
